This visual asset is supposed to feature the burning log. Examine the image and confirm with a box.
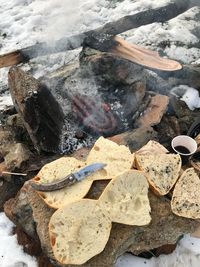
[0,0,194,68]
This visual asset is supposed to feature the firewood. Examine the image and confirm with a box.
[112,36,182,71]
[0,0,193,68]
[8,67,65,153]
[2,171,27,176]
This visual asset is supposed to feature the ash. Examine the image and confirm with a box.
[59,120,95,154]
[110,101,129,131]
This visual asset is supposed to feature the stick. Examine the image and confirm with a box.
[0,0,193,68]
[2,171,27,176]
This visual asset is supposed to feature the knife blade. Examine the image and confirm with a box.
[30,162,106,192]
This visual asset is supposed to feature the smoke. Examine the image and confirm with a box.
[190,0,200,7]
[41,0,82,41]
[31,0,106,43]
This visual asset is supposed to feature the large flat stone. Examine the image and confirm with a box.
[4,178,199,267]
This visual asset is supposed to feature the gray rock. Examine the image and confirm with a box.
[4,143,31,171]
[4,180,199,267]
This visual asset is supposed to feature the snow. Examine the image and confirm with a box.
[0,213,37,267]
[0,0,200,266]
[0,93,13,111]
[171,85,200,110]
[115,235,200,267]
[1,210,200,267]
[1,0,200,87]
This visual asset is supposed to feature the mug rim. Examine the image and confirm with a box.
[171,135,197,156]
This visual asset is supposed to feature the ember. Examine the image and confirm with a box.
[72,95,118,136]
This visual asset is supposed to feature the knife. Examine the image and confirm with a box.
[30,162,106,192]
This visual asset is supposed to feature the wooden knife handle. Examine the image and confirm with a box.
[30,174,77,192]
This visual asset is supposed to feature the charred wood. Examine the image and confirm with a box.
[8,67,65,153]
[146,64,200,93]
[83,35,182,71]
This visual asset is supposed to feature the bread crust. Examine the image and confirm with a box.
[171,168,200,219]
[135,154,182,196]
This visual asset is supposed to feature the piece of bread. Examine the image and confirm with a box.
[32,157,94,209]
[99,170,151,225]
[171,168,200,219]
[49,199,111,265]
[32,137,133,209]
[135,154,181,195]
[136,140,169,155]
[87,136,133,178]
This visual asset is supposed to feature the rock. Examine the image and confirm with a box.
[14,226,55,267]
[6,113,25,129]
[14,226,41,256]
[145,64,200,94]
[27,184,55,258]
[109,126,158,152]
[0,127,31,172]
[0,176,25,211]
[135,95,169,128]
[155,115,181,150]
[0,162,26,211]
[0,127,16,157]
[170,95,200,133]
[80,47,145,85]
[4,181,199,267]
[8,67,65,153]
[4,184,41,238]
[4,143,31,170]
[153,244,177,257]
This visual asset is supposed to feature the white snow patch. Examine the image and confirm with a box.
[122,6,200,64]
[171,85,200,110]
[0,212,38,267]
[115,235,200,267]
[0,93,13,111]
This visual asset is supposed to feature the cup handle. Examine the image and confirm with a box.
[187,117,200,138]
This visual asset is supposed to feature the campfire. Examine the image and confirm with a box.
[0,1,200,267]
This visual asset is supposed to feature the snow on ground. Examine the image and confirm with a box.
[0,0,200,88]
[1,209,200,267]
[0,213,37,267]
[115,235,200,267]
[0,93,13,111]
[0,0,200,266]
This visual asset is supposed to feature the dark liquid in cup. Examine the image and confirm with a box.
[174,146,191,154]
